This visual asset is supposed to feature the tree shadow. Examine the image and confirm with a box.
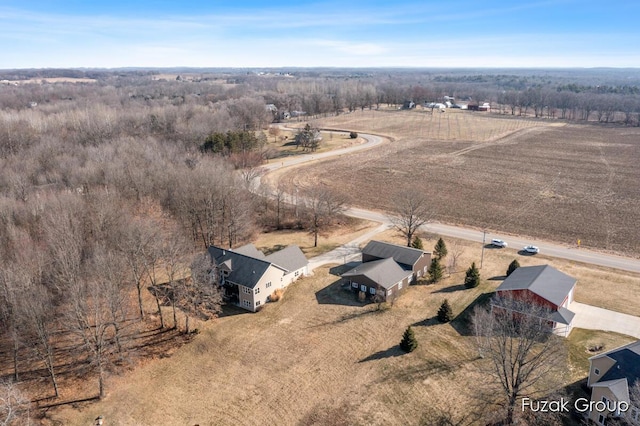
[260,244,286,255]
[315,278,366,307]
[432,283,467,293]
[450,292,494,336]
[488,275,506,281]
[412,316,439,327]
[217,303,250,318]
[359,345,404,363]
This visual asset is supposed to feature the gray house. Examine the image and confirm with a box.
[208,244,308,312]
[361,240,431,283]
[342,258,413,302]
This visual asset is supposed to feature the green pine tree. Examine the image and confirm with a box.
[400,326,418,353]
[506,259,520,277]
[434,237,448,260]
[411,236,424,250]
[464,262,481,288]
[437,299,454,323]
[427,258,444,283]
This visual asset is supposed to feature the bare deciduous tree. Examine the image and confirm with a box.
[302,185,347,247]
[0,379,29,426]
[388,193,432,247]
[471,295,568,425]
[446,240,464,275]
[180,253,223,333]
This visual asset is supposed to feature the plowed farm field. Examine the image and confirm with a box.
[283,109,640,256]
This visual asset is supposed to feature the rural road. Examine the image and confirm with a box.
[261,130,640,275]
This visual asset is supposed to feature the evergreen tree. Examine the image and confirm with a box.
[506,259,520,277]
[464,262,481,288]
[434,237,448,260]
[427,258,444,283]
[400,326,418,353]
[411,236,424,250]
[437,299,454,323]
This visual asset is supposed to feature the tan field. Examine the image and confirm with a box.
[280,109,640,256]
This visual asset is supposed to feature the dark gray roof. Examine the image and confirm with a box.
[362,240,428,268]
[233,243,266,259]
[594,341,640,389]
[264,245,308,273]
[342,258,412,289]
[496,265,576,307]
[208,246,275,289]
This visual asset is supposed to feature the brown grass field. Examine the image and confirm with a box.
[50,231,637,426]
[281,109,640,256]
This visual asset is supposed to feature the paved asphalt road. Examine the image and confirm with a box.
[262,130,640,274]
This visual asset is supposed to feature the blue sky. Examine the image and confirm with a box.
[1,0,639,68]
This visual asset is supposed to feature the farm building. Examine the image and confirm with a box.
[493,265,576,337]
[587,340,640,425]
[208,244,308,312]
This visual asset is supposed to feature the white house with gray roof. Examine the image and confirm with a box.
[208,244,308,312]
[587,340,640,425]
[494,265,577,337]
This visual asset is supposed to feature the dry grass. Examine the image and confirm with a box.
[284,110,640,256]
[264,129,364,160]
[252,217,379,258]
[49,228,638,426]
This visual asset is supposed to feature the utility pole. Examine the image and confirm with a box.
[480,230,487,269]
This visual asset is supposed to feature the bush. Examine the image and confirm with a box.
[464,262,480,288]
[506,259,520,277]
[270,288,284,302]
[349,131,358,139]
[427,258,444,283]
[400,326,418,353]
[437,299,454,323]
[411,236,424,250]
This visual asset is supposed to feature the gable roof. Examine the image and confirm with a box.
[264,245,308,273]
[208,246,277,289]
[591,379,630,402]
[496,265,576,306]
[233,243,266,259]
[591,341,640,391]
[342,258,412,289]
[362,240,428,268]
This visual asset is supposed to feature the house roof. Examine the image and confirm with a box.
[590,341,640,391]
[591,379,630,402]
[551,306,575,325]
[233,243,266,259]
[496,265,576,307]
[341,258,412,289]
[362,240,428,269]
[264,245,308,273]
[208,246,275,289]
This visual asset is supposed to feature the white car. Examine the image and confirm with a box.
[523,245,540,254]
[491,239,508,248]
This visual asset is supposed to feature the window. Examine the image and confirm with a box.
[369,287,376,295]
[255,287,260,295]
[594,368,600,375]
[294,270,300,277]
[266,282,272,288]
[398,282,403,289]
[256,300,261,307]
[360,285,366,292]
[602,396,608,403]
[598,414,605,425]
[242,300,251,308]
[242,287,251,294]
[387,290,392,296]
[351,282,358,288]
[417,270,421,277]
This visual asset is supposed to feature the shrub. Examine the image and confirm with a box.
[506,259,520,277]
[411,236,424,250]
[434,237,448,260]
[464,262,480,288]
[400,326,418,353]
[427,258,444,283]
[437,299,454,323]
[270,288,284,302]
[349,131,358,139]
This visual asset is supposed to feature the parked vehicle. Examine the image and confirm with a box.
[523,245,540,254]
